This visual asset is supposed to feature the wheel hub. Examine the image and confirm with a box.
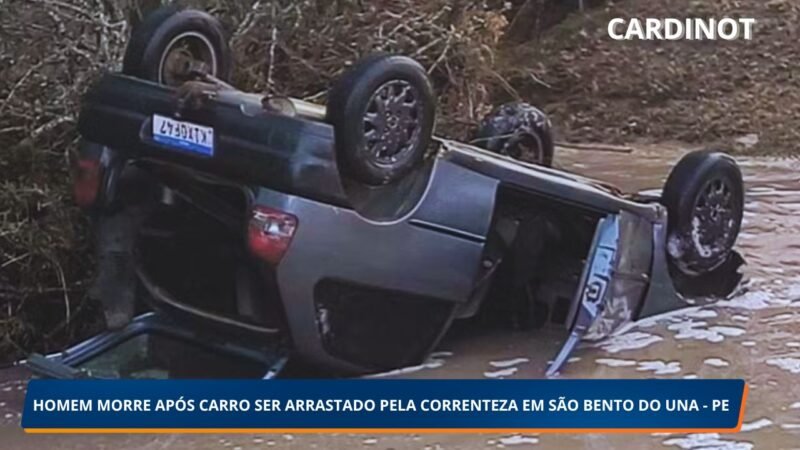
[163,49,195,82]
[363,80,421,165]
[158,32,217,87]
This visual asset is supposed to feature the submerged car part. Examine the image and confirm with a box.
[26,313,288,380]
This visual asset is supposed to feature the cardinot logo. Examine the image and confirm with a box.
[608,18,756,41]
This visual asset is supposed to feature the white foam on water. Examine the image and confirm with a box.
[780,424,800,430]
[717,291,774,311]
[662,433,753,450]
[790,402,800,409]
[498,435,539,446]
[682,374,698,379]
[709,326,746,337]
[731,314,749,322]
[597,331,663,353]
[766,357,800,374]
[741,341,757,347]
[704,358,730,368]
[484,367,518,378]
[668,320,722,343]
[362,438,378,445]
[740,418,773,432]
[622,306,704,332]
[717,290,785,311]
[489,357,530,368]
[786,342,800,348]
[366,355,448,378]
[667,320,746,343]
[783,282,800,299]
[685,309,718,319]
[762,312,796,324]
[595,358,637,368]
[636,360,681,375]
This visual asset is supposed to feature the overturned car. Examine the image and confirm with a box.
[39,7,745,378]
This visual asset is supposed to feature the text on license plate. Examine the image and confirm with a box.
[152,114,214,157]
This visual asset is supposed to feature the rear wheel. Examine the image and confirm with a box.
[327,54,436,185]
[661,150,744,276]
[122,6,232,85]
[474,102,554,166]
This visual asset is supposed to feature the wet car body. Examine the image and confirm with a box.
[256,140,688,375]
[64,73,741,378]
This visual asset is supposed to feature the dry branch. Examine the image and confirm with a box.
[555,141,635,153]
[0,0,516,363]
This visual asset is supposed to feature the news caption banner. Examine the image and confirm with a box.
[23,379,747,433]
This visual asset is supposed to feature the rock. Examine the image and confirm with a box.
[735,133,760,148]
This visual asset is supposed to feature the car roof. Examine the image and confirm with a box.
[436,139,661,219]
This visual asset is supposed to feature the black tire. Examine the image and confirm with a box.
[122,6,232,85]
[660,150,744,276]
[473,102,554,166]
[327,54,436,185]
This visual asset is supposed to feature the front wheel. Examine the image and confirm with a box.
[661,150,744,276]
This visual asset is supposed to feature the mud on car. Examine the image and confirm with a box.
[31,7,745,379]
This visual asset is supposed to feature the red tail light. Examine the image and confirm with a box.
[73,158,103,208]
[248,206,298,265]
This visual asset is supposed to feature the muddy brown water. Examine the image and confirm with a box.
[2,145,799,449]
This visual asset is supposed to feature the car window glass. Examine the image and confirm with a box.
[76,333,267,379]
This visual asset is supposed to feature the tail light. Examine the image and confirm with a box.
[73,158,103,208]
[248,206,298,265]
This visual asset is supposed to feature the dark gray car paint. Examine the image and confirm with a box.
[637,214,689,318]
[79,74,352,207]
[255,140,687,373]
[257,158,497,372]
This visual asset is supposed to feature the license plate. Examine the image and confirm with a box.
[152,114,214,157]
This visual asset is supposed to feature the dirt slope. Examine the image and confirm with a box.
[496,0,800,155]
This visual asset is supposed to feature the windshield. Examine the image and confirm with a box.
[76,333,268,379]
